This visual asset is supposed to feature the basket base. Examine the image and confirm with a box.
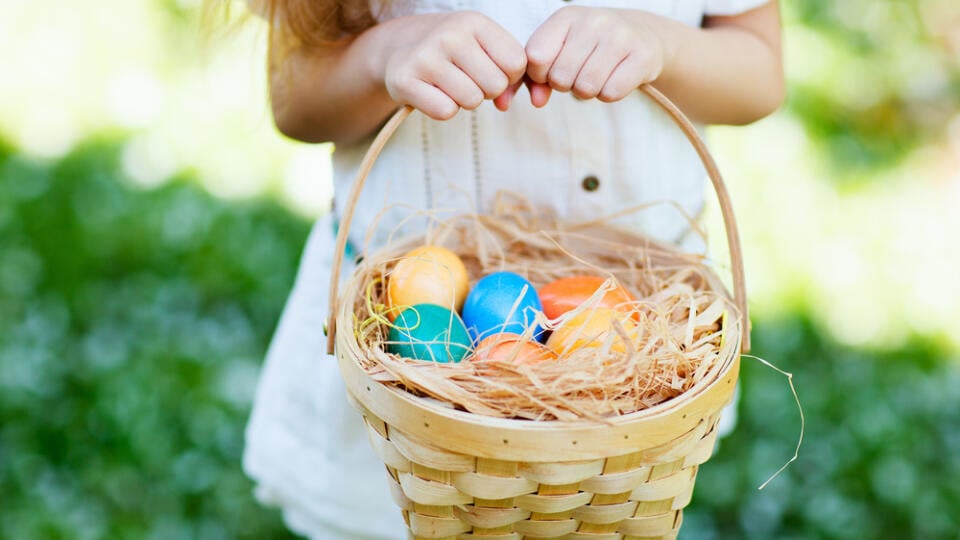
[359,404,718,540]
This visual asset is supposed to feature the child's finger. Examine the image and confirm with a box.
[572,44,628,100]
[495,79,551,111]
[403,79,460,120]
[527,81,552,108]
[546,34,598,93]
[493,80,522,111]
[433,64,486,110]
[525,17,570,84]
[474,20,528,84]
[453,47,511,99]
[598,53,652,103]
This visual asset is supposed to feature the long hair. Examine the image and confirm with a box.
[204,0,381,49]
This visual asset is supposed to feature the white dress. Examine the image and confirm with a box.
[244,1,767,538]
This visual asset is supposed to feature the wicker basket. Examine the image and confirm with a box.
[326,86,749,540]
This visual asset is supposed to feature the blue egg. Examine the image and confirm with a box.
[462,271,545,343]
[387,304,472,363]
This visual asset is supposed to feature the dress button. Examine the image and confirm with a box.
[581,175,600,192]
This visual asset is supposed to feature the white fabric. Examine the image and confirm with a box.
[245,1,766,539]
[703,0,770,16]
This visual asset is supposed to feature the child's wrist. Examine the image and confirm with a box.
[627,9,685,84]
[360,14,444,103]
[356,19,398,96]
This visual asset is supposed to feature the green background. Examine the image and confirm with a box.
[2,1,959,538]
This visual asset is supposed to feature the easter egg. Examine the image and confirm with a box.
[539,276,636,320]
[387,304,472,363]
[472,333,558,366]
[462,271,544,343]
[387,246,469,319]
[546,307,638,356]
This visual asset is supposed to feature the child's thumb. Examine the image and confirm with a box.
[526,80,551,108]
[494,78,552,111]
[493,80,523,111]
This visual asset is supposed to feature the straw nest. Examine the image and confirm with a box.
[342,200,737,423]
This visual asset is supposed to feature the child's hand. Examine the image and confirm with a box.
[492,76,553,111]
[525,7,666,105]
[380,12,527,120]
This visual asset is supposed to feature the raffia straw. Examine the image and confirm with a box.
[349,205,736,421]
[743,353,805,490]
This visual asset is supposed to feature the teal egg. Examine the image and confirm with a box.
[387,304,472,363]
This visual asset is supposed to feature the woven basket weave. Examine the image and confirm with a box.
[326,86,749,540]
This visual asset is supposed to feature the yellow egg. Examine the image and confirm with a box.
[546,308,638,356]
[387,246,469,319]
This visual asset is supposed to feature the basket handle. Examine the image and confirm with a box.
[326,85,750,354]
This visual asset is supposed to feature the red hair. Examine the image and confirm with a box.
[205,0,381,49]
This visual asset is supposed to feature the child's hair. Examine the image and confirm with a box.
[204,0,383,49]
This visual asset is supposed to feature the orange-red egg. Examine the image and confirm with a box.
[538,276,635,320]
[472,333,558,366]
[387,246,469,320]
[546,308,638,356]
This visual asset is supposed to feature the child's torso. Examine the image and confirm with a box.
[335,0,736,252]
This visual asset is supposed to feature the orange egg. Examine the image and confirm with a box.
[546,308,638,356]
[387,246,469,319]
[538,276,636,320]
[472,333,558,366]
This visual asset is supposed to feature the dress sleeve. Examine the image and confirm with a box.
[703,0,771,16]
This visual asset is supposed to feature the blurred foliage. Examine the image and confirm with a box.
[686,318,960,539]
[2,139,959,538]
[0,139,303,539]
[782,0,960,179]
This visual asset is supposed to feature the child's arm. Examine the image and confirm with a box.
[267,12,526,145]
[524,3,784,125]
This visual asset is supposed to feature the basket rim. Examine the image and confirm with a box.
[336,338,740,461]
